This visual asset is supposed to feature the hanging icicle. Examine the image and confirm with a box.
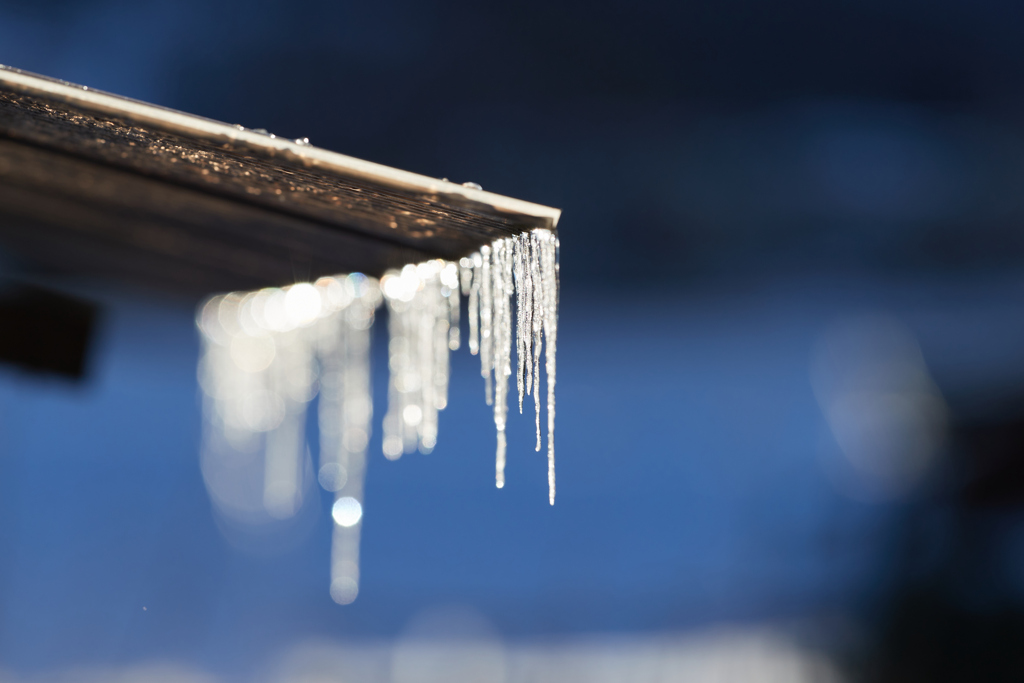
[456,228,559,503]
[379,228,559,501]
[314,274,381,605]
[379,260,459,458]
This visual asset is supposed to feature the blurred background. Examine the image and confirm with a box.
[3,0,1024,681]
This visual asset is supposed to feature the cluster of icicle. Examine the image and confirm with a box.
[195,227,558,604]
[379,228,559,501]
[379,229,559,500]
[196,274,379,605]
[379,260,461,458]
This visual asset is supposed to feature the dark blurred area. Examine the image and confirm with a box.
[0,283,96,378]
[4,1,1024,682]
[11,0,1024,286]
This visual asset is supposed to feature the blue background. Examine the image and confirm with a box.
[3,0,1024,679]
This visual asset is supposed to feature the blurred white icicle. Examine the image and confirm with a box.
[197,283,323,522]
[197,274,382,605]
[314,275,381,605]
[380,260,460,457]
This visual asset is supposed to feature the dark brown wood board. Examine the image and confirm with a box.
[0,66,560,294]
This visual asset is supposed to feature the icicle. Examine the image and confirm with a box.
[538,230,559,505]
[501,239,515,464]
[381,269,409,460]
[513,234,529,414]
[418,263,438,453]
[465,253,481,356]
[521,233,535,407]
[459,257,474,298]
[196,283,325,523]
[479,245,493,405]
[490,237,515,488]
[315,274,379,605]
[197,273,383,604]
[377,231,559,494]
[381,260,453,456]
[444,228,559,499]
[530,230,544,452]
[445,262,461,351]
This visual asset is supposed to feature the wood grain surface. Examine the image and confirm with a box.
[0,66,560,294]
